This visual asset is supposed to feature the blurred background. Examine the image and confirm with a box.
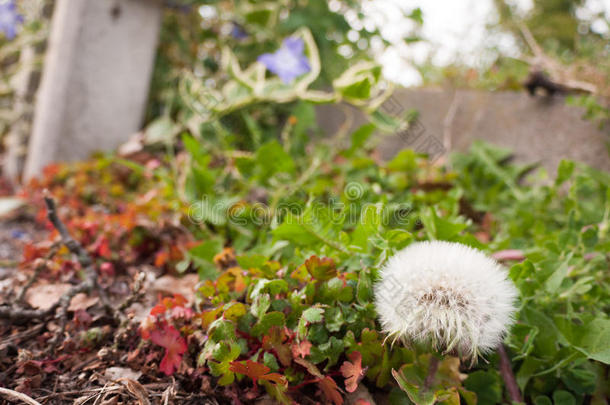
[0,0,608,188]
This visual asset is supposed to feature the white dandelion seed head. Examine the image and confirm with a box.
[374,241,518,362]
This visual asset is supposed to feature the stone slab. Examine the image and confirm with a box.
[316,88,610,174]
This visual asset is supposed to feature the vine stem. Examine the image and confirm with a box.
[424,356,440,391]
[498,344,523,403]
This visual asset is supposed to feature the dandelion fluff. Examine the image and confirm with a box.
[374,241,517,361]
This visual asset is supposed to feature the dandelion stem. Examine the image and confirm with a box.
[424,356,440,391]
[497,344,523,403]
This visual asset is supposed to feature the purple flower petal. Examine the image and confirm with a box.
[231,23,248,40]
[257,37,311,84]
[283,37,304,54]
[0,1,23,40]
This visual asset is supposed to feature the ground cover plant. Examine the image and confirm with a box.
[0,131,608,403]
[0,1,609,404]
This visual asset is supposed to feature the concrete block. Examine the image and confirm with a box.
[24,0,162,179]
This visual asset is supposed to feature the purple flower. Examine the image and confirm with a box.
[257,37,311,84]
[0,0,23,40]
[231,23,248,40]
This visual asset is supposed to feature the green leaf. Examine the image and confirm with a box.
[344,123,376,156]
[534,395,553,405]
[252,312,286,337]
[386,149,418,172]
[544,252,573,293]
[463,370,502,404]
[324,306,343,332]
[553,390,576,405]
[570,318,610,364]
[302,307,324,323]
[356,269,373,304]
[189,238,223,277]
[392,368,436,405]
[272,220,319,246]
[236,254,268,270]
[420,207,467,241]
[297,307,324,339]
[256,140,295,179]
[407,7,423,24]
[263,351,280,372]
[556,160,575,186]
[251,293,271,319]
[209,319,237,342]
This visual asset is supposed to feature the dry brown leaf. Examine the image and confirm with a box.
[25,283,71,310]
[119,378,151,405]
[104,367,142,382]
[152,274,199,302]
[68,292,99,312]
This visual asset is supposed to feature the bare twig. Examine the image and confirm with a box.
[518,21,597,95]
[117,272,146,314]
[0,387,43,405]
[42,193,103,351]
[442,91,461,153]
[16,242,60,303]
[498,344,523,403]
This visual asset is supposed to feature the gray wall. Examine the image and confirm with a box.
[317,88,610,173]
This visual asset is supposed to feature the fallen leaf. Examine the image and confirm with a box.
[104,367,142,381]
[0,197,24,218]
[68,293,99,312]
[118,378,151,405]
[152,274,199,302]
[26,283,71,310]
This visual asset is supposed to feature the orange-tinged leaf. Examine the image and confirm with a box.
[319,376,343,405]
[197,306,224,330]
[150,324,187,375]
[340,351,366,393]
[262,327,292,366]
[229,360,287,386]
[304,256,337,281]
[155,250,169,267]
[292,340,312,359]
[294,357,323,378]
[214,247,236,269]
[150,304,166,316]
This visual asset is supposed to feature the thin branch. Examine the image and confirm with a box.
[0,387,43,405]
[43,193,103,351]
[498,344,523,403]
[16,242,60,303]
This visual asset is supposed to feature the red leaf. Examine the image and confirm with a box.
[291,340,312,359]
[150,324,187,375]
[340,351,366,393]
[229,360,287,386]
